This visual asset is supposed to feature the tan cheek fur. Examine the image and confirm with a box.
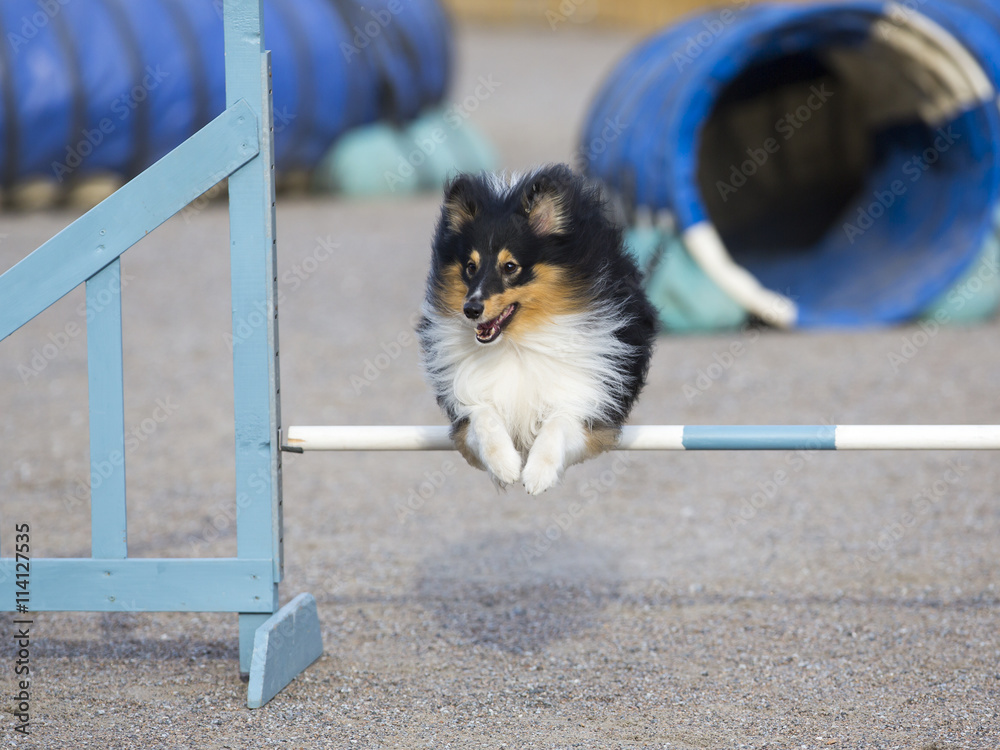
[436,262,468,315]
[480,263,588,336]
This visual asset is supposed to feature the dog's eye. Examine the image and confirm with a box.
[502,262,519,275]
[465,260,477,275]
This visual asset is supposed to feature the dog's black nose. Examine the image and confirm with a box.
[463,300,484,319]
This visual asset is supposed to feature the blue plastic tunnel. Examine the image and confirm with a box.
[582,0,1000,328]
[0,0,451,187]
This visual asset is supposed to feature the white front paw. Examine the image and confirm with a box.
[483,438,522,486]
[468,411,521,487]
[522,448,563,495]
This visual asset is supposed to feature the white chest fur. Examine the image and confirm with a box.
[421,304,635,451]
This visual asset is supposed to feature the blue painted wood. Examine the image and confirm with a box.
[261,51,284,586]
[87,259,128,559]
[0,558,277,612]
[223,0,285,678]
[239,613,270,676]
[0,101,259,342]
[682,425,837,450]
[247,593,324,708]
[0,0,311,707]
[227,9,281,579]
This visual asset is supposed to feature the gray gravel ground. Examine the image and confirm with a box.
[2,22,999,750]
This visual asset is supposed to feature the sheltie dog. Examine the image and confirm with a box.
[417,164,657,494]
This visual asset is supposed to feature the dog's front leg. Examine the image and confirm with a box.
[522,415,584,495]
[452,409,522,487]
[522,417,619,495]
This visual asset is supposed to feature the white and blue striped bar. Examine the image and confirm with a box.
[286,425,1000,451]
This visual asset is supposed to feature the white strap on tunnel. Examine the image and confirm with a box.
[682,222,798,328]
[877,3,995,120]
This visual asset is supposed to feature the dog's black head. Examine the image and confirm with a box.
[426,164,622,344]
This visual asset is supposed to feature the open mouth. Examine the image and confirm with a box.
[475,303,518,343]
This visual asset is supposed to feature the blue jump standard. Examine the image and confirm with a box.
[682,425,837,450]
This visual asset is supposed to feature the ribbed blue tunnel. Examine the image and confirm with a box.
[0,0,451,185]
[582,0,1000,327]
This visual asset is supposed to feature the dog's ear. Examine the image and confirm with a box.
[522,173,568,237]
[442,175,477,232]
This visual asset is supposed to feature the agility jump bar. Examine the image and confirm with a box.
[284,425,1000,452]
